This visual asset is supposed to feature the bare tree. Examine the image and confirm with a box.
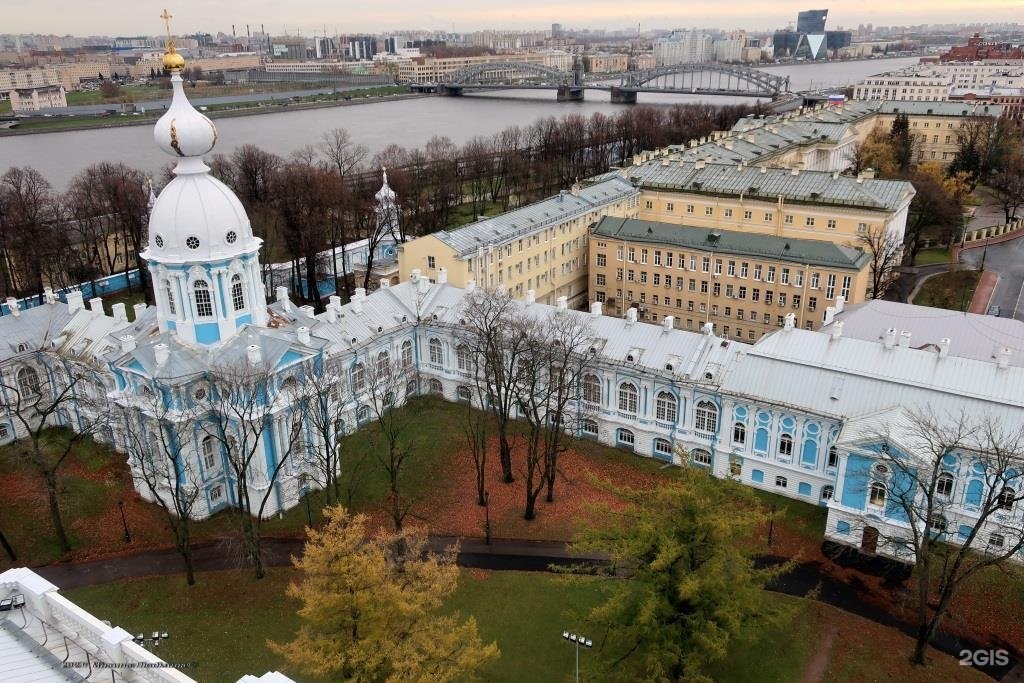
[988,149,1024,225]
[361,345,413,530]
[293,361,348,506]
[857,226,904,299]
[856,408,1024,665]
[320,127,368,178]
[206,360,300,579]
[462,366,490,508]
[0,167,64,302]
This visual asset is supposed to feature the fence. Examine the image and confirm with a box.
[963,217,1024,244]
[0,269,142,317]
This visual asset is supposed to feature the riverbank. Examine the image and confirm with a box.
[0,89,426,137]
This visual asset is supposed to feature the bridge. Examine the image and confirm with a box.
[408,62,792,103]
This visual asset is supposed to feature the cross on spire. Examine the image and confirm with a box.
[160,9,173,40]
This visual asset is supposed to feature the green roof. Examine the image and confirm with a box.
[592,217,870,271]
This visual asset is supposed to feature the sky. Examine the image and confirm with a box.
[5,0,1022,36]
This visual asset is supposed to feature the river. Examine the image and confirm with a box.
[0,57,918,189]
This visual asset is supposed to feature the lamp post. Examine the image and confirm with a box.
[562,631,592,683]
[484,490,491,545]
[117,500,132,543]
[133,631,170,649]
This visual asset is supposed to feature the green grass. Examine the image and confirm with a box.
[913,269,980,310]
[447,201,505,229]
[101,289,148,321]
[0,99,10,115]
[750,488,828,541]
[914,247,953,265]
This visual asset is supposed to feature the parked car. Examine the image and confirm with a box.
[988,305,1001,317]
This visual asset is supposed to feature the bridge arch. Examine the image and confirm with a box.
[619,63,790,96]
[439,61,572,85]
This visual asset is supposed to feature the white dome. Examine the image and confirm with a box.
[146,164,259,263]
[375,169,396,203]
[153,74,217,158]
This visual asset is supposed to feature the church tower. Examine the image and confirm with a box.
[141,21,267,346]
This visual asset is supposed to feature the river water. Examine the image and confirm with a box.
[0,57,918,189]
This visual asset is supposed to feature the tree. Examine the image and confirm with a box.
[851,124,899,177]
[270,506,499,681]
[858,226,904,298]
[462,377,490,508]
[904,164,964,263]
[0,167,64,301]
[320,127,368,178]
[889,112,916,173]
[99,80,121,98]
[858,409,1024,666]
[988,148,1024,225]
[568,468,788,681]
[362,345,413,530]
[293,361,347,507]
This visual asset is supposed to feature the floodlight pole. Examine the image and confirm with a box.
[562,631,592,683]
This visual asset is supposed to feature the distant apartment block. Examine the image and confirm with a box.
[8,84,66,112]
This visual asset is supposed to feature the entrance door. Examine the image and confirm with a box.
[861,526,879,555]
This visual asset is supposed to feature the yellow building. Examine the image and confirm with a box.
[396,53,552,83]
[398,177,640,307]
[8,85,67,112]
[589,216,872,339]
[585,53,629,73]
[869,100,1003,164]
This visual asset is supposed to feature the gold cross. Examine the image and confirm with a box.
[159,9,173,40]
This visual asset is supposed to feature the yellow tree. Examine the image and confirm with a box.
[270,506,499,681]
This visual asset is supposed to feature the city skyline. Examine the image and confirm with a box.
[4,0,1023,37]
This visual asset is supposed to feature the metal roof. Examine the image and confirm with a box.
[592,216,870,270]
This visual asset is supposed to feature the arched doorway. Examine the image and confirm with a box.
[861,526,879,555]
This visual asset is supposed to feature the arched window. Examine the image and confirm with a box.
[456,344,472,372]
[401,340,414,369]
[357,405,371,424]
[655,391,677,423]
[193,280,213,318]
[201,435,217,470]
[17,366,40,396]
[692,449,712,466]
[231,274,246,311]
[779,433,794,457]
[821,485,834,501]
[998,486,1016,511]
[581,419,599,437]
[352,363,366,392]
[936,473,954,498]
[617,382,638,414]
[616,428,635,447]
[163,279,177,316]
[457,386,472,402]
[376,350,390,376]
[930,514,948,534]
[428,379,443,395]
[582,374,601,405]
[827,445,839,468]
[654,438,673,458]
[869,481,886,507]
[733,422,746,444]
[429,338,443,365]
[406,380,418,396]
[694,401,718,433]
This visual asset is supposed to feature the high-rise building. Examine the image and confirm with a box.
[348,36,376,61]
[552,23,563,38]
[797,9,828,34]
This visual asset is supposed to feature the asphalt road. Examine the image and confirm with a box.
[960,237,1024,321]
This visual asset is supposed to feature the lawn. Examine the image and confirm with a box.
[447,200,505,229]
[0,99,11,115]
[63,568,987,683]
[913,269,980,310]
[913,246,953,265]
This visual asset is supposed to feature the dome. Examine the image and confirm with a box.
[153,73,217,158]
[162,50,185,72]
[146,165,259,263]
[375,169,396,203]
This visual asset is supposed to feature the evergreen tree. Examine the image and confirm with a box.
[889,113,914,172]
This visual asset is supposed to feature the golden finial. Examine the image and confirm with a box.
[160,8,185,72]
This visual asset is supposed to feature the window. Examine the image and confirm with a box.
[428,379,443,395]
[692,449,712,466]
[0,424,8,440]
[990,534,1006,549]
[17,366,40,396]
[230,274,246,311]
[427,255,436,269]
[733,422,746,444]
[998,487,1016,511]
[930,515,948,534]
[821,485,834,501]
[596,253,606,267]
[357,404,371,424]
[193,280,213,318]
[779,433,793,457]
[805,217,815,227]
[654,438,673,457]
[163,279,177,316]
[617,382,638,414]
[936,473,954,498]
[827,446,838,468]
[376,350,390,376]
[775,476,788,487]
[210,485,223,504]
[202,435,217,471]
[582,374,601,405]
[456,385,472,402]
[784,214,794,224]
[869,482,886,507]
[827,219,837,230]
[826,274,836,299]
[456,344,472,372]
[616,428,635,446]
[401,340,413,368]
[655,391,677,423]
[694,401,718,433]
[352,363,366,391]
[581,419,599,437]
[743,210,752,220]
[429,338,443,365]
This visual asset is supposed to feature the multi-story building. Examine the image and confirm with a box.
[588,216,870,338]
[397,178,640,307]
[585,52,628,73]
[0,66,61,93]
[654,31,714,65]
[869,100,1004,164]
[396,53,554,82]
[852,71,953,101]
[7,84,66,112]
[940,33,1024,62]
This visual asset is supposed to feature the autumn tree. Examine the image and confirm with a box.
[988,147,1024,225]
[851,124,899,177]
[270,506,499,681]
[904,164,964,263]
[568,468,789,681]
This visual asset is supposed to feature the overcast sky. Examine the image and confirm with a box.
[6,1,1021,36]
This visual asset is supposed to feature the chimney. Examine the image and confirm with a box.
[379,278,391,289]
[466,279,476,292]
[411,268,422,282]
[326,306,337,323]
[558,190,566,202]
[6,297,19,317]
[662,315,674,331]
[784,313,795,330]
[835,295,845,313]
[823,305,836,325]
[899,330,912,348]
[625,307,637,324]
[296,326,310,345]
[590,301,602,317]
[832,171,840,180]
[247,344,262,366]
[112,303,127,321]
[997,347,1012,369]
[556,296,567,311]
[66,291,84,314]
[299,305,315,317]
[133,303,147,320]
[830,321,844,341]
[329,295,341,310]
[89,297,104,315]
[120,335,136,353]
[437,267,448,284]
[354,287,366,301]
[695,159,706,170]
[276,286,291,312]
[884,327,897,349]
[526,289,536,304]
[702,321,714,336]
[43,287,57,305]
[351,296,363,315]
[154,343,170,366]
[417,277,430,295]
[790,167,800,176]
[938,338,950,358]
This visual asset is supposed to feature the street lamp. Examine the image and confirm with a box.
[562,631,593,683]
[117,500,132,543]
[133,631,170,648]
[484,490,491,545]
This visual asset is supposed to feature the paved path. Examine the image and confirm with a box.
[960,236,1024,321]
[969,271,999,314]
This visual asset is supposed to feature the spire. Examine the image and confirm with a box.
[375,166,396,203]
[146,177,156,210]
[160,9,185,73]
